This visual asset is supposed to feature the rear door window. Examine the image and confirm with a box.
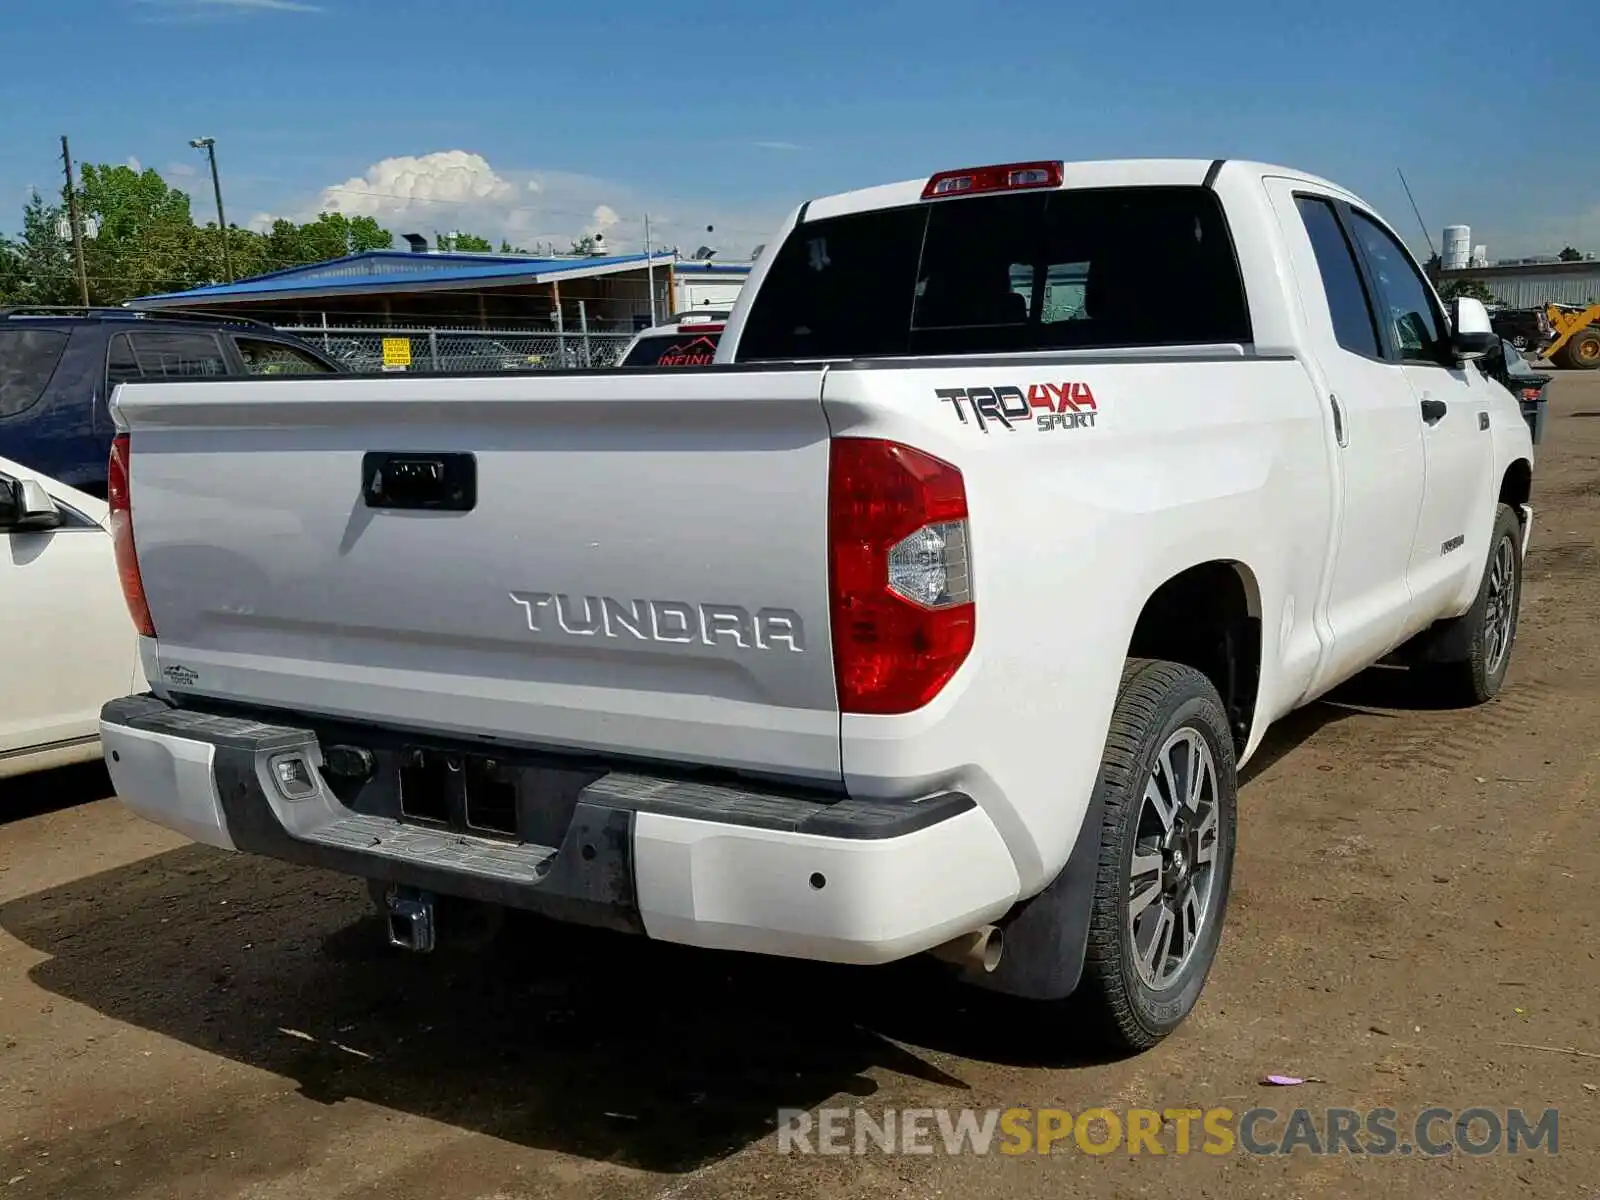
[0,329,70,417]
[107,331,228,386]
[737,185,1251,361]
[622,331,723,367]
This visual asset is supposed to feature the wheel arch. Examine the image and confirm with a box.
[1125,559,1263,756]
[1500,458,1532,514]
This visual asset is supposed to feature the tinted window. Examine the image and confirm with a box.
[737,206,926,361]
[0,330,70,417]
[1348,212,1445,362]
[235,338,336,375]
[622,331,722,367]
[106,332,139,387]
[1295,197,1381,358]
[737,186,1251,361]
[107,331,228,386]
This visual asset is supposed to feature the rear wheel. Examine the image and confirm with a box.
[1072,659,1238,1053]
[1557,327,1600,370]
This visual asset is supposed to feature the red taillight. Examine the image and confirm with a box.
[921,160,1063,201]
[107,434,155,637]
[828,438,974,715]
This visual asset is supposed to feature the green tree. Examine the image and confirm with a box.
[264,212,392,267]
[1439,278,1499,305]
[0,191,78,306]
[75,164,211,300]
[437,231,492,252]
[1559,246,1583,262]
[568,234,598,255]
[3,158,401,303]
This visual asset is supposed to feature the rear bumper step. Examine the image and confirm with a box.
[100,694,1021,964]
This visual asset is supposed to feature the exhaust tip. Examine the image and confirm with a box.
[929,925,1003,974]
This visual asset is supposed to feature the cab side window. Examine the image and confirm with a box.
[1347,212,1446,363]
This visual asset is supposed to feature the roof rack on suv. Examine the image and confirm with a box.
[0,305,277,331]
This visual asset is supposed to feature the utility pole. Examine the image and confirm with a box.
[190,136,233,282]
[644,212,656,325]
[59,135,91,307]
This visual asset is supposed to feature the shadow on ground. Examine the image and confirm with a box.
[1,760,114,825]
[0,663,1447,1173]
[0,842,1115,1174]
[1240,661,1458,783]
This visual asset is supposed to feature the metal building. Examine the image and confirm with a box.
[1437,259,1600,309]
[671,261,751,314]
[126,248,680,369]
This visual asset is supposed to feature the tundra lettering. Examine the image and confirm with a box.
[508,591,806,652]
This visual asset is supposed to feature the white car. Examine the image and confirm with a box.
[101,158,1532,1052]
[1,457,145,779]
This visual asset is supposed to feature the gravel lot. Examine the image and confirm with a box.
[4,373,1598,1199]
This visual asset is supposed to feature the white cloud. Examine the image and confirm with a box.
[262,148,784,259]
[126,156,143,172]
[752,140,804,152]
[166,161,197,178]
[318,150,518,219]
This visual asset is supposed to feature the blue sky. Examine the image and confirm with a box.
[1,0,1594,260]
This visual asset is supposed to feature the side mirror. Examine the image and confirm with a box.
[1450,297,1499,360]
[0,477,64,533]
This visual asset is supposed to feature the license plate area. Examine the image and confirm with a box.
[398,748,520,839]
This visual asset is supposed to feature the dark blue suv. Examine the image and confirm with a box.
[0,307,342,498]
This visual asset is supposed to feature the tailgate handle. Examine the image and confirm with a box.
[362,452,476,512]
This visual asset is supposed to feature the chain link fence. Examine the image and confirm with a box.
[279,326,637,373]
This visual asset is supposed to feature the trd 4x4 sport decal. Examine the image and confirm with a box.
[936,382,1098,433]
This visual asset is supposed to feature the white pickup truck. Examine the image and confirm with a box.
[101,158,1534,1052]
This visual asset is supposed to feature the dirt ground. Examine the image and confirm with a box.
[4,376,1599,1200]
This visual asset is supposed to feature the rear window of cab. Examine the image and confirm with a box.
[736,185,1251,361]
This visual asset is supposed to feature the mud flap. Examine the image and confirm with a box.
[965,790,1104,1001]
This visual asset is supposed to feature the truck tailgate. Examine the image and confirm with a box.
[114,369,841,781]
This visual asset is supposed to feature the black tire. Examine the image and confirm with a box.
[1421,503,1524,704]
[1557,327,1600,370]
[1072,659,1238,1053]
